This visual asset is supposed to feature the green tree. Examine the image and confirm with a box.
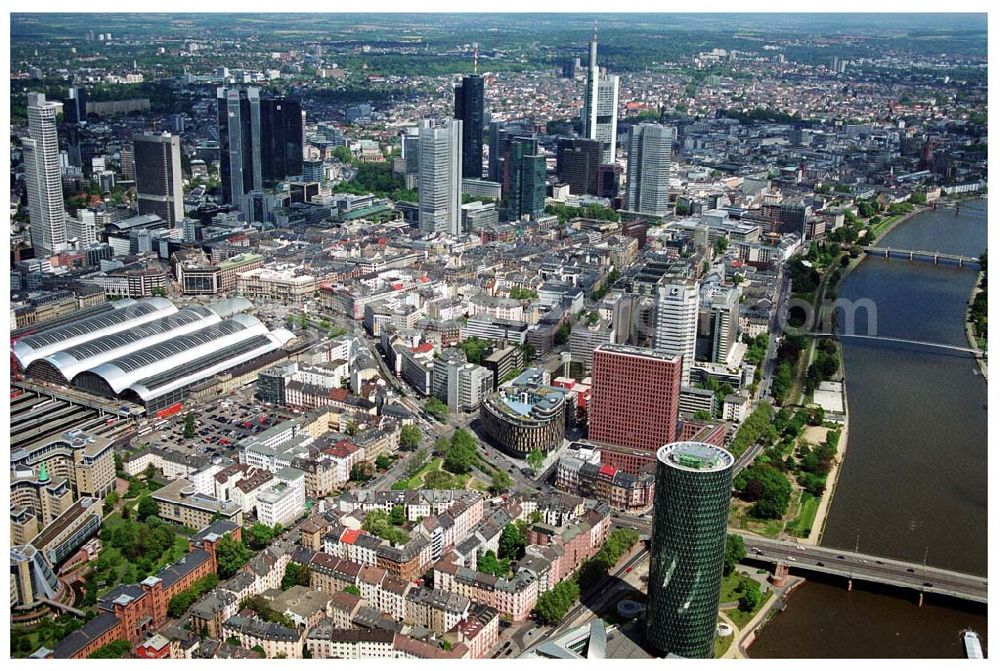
[498,523,527,560]
[136,495,159,522]
[490,470,512,495]
[333,145,353,164]
[216,535,254,579]
[554,322,571,345]
[344,585,361,597]
[477,550,511,578]
[723,534,746,576]
[526,449,545,471]
[183,412,196,439]
[734,464,792,520]
[458,337,490,365]
[281,562,311,590]
[534,579,580,624]
[350,461,375,482]
[375,453,393,470]
[389,504,406,526]
[443,429,478,474]
[88,640,131,658]
[400,424,421,451]
[738,577,762,612]
[424,397,449,422]
[244,522,280,551]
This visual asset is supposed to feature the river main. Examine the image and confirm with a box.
[750,200,988,658]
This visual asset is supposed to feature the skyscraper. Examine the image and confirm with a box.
[454,74,485,179]
[556,137,602,196]
[418,119,462,236]
[502,136,545,222]
[626,123,675,217]
[218,87,303,214]
[23,93,67,255]
[259,97,303,186]
[582,29,619,164]
[218,86,261,207]
[588,344,681,455]
[134,132,184,225]
[646,442,734,659]
[62,86,88,125]
[487,121,507,183]
[654,279,699,387]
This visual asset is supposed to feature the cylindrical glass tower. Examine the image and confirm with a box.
[645,441,734,658]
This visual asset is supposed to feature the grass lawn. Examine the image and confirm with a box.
[785,491,820,539]
[724,591,774,629]
[729,502,786,538]
[719,571,746,604]
[393,457,475,490]
[714,634,733,658]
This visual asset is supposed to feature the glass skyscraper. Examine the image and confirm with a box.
[646,442,734,659]
[454,74,484,179]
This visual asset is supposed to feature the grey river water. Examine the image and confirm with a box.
[750,200,988,658]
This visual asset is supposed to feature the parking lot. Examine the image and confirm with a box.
[133,390,296,460]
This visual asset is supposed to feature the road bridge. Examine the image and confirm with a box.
[609,515,986,605]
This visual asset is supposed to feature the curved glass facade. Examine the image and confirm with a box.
[645,442,734,659]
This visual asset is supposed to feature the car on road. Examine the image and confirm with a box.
[907,568,916,573]
[786,556,796,562]
[796,545,805,550]
[816,562,825,567]
[875,560,884,565]
[860,559,868,564]
[836,555,845,559]
[751,547,762,554]
[923,582,933,587]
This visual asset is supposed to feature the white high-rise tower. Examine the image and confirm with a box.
[582,25,619,165]
[654,279,700,387]
[23,93,68,255]
[418,119,463,236]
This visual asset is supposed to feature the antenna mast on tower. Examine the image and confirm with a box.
[473,42,479,75]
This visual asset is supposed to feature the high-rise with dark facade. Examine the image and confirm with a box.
[259,98,303,187]
[62,87,88,125]
[646,442,734,659]
[218,87,303,215]
[556,138,602,196]
[588,344,681,456]
[218,87,261,208]
[502,136,545,222]
[134,132,184,225]
[454,75,484,179]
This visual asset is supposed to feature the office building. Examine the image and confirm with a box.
[134,133,185,225]
[454,75,485,179]
[646,442,734,658]
[625,124,675,217]
[259,97,304,186]
[218,87,262,207]
[588,345,681,455]
[556,138,602,196]
[502,136,545,222]
[418,119,463,235]
[217,87,303,213]
[707,286,740,364]
[654,279,699,386]
[23,93,68,255]
[582,31,619,164]
[62,87,88,125]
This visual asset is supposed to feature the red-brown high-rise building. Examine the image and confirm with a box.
[588,344,681,467]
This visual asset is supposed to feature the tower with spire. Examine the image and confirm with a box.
[581,22,620,164]
[454,44,485,179]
